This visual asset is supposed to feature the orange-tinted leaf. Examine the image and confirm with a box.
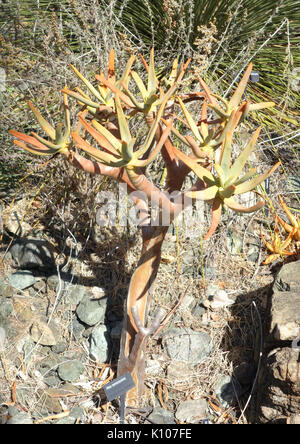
[204,198,222,240]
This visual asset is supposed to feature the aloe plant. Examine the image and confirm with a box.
[10,49,278,413]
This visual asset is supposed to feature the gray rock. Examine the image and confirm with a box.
[69,406,85,421]
[76,298,106,326]
[175,399,207,423]
[274,260,300,292]
[6,412,33,424]
[214,375,241,408]
[147,407,176,424]
[0,300,13,318]
[89,324,111,362]
[9,238,55,270]
[33,279,47,294]
[55,416,76,424]
[256,348,300,423]
[30,319,60,346]
[65,284,87,305]
[247,244,260,262]
[52,341,68,354]
[162,328,213,364]
[270,291,300,341]
[8,270,36,290]
[57,360,85,382]
[69,317,85,340]
[0,280,13,298]
[47,274,61,292]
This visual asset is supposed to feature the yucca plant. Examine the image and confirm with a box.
[10,49,278,414]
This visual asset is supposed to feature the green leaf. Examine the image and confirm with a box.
[214,163,226,187]
[186,185,218,200]
[224,197,264,213]
[177,96,202,141]
[219,129,232,175]
[171,146,215,184]
[229,63,252,109]
[91,119,122,153]
[230,126,261,178]
[148,47,158,94]
[234,162,280,195]
[61,88,99,108]
[115,94,131,144]
[131,70,148,100]
[70,64,103,101]
[27,101,56,140]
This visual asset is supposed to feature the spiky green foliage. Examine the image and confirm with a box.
[9,93,71,156]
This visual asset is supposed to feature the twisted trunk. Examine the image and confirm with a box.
[117,224,169,406]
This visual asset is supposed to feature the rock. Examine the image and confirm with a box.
[274,261,300,292]
[9,237,55,271]
[76,298,106,326]
[69,406,86,421]
[256,348,300,423]
[214,375,241,407]
[6,412,33,424]
[3,197,32,236]
[287,414,300,424]
[52,341,68,354]
[175,399,207,423]
[30,319,59,346]
[205,284,219,298]
[89,324,111,362]
[247,244,260,262]
[55,416,76,424]
[8,270,36,290]
[46,274,61,292]
[167,361,192,380]
[268,260,300,342]
[32,279,47,294]
[35,352,62,377]
[147,407,176,424]
[180,293,195,310]
[57,360,85,382]
[162,328,213,364]
[65,284,87,305]
[146,359,164,376]
[209,290,235,310]
[0,280,14,298]
[270,291,300,341]
[0,300,13,318]
[69,317,85,340]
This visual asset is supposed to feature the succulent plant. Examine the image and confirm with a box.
[9,49,280,409]
[261,216,297,264]
[198,63,275,124]
[10,93,71,156]
[72,92,173,169]
[277,194,300,241]
[62,49,135,118]
[172,110,280,239]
